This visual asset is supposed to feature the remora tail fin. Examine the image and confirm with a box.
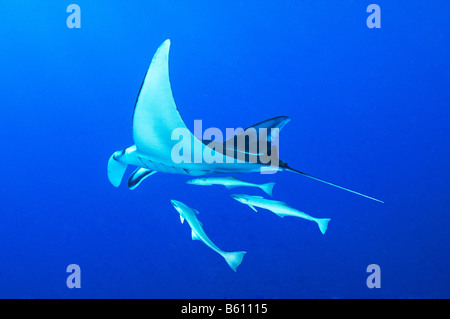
[283,164,384,203]
[221,251,246,272]
[316,218,331,235]
[260,182,275,196]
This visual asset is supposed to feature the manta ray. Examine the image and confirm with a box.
[107,39,383,203]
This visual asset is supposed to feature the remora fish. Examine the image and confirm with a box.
[186,176,276,196]
[231,194,331,235]
[171,200,246,271]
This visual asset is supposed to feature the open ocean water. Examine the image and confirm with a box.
[0,1,449,299]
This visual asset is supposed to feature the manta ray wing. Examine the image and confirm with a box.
[225,116,291,160]
[131,40,261,173]
[242,116,291,141]
[132,39,194,163]
[202,116,290,163]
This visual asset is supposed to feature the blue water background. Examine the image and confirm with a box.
[0,1,449,298]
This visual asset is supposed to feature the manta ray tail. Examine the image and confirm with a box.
[221,251,246,272]
[107,151,128,187]
[260,182,276,196]
[282,163,384,203]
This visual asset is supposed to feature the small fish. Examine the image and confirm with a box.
[186,176,275,196]
[171,200,246,271]
[231,194,331,235]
